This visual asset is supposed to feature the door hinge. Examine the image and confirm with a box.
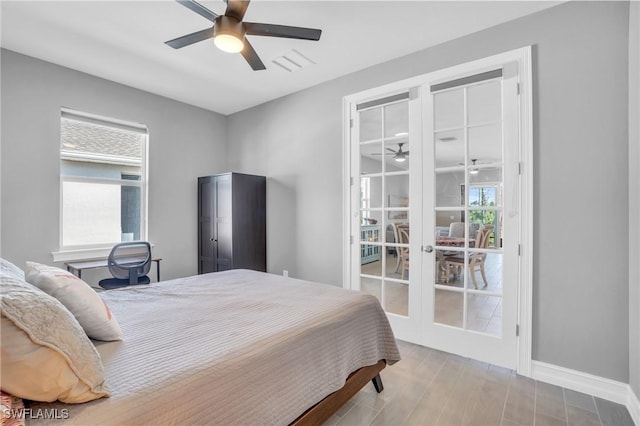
[516,324,520,337]
[350,235,354,244]
[518,162,522,175]
[350,118,354,128]
[518,244,521,256]
[517,83,521,95]
[350,177,354,186]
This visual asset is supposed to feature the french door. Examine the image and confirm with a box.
[344,48,532,370]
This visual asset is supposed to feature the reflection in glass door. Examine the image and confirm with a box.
[357,99,411,318]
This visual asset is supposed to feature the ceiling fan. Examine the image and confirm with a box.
[373,143,410,162]
[458,158,481,173]
[165,0,322,71]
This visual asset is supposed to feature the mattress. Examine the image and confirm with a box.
[30,269,400,425]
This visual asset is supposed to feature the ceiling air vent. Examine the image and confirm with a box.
[271,49,315,72]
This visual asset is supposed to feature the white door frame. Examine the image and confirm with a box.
[342,46,533,375]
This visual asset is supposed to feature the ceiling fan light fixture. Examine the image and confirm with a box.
[214,34,244,53]
[469,158,479,174]
[394,153,407,162]
[213,15,245,53]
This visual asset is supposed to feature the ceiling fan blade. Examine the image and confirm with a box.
[244,22,322,40]
[240,39,266,70]
[225,0,250,21]
[385,148,396,153]
[165,27,215,49]
[404,151,410,155]
[176,0,219,23]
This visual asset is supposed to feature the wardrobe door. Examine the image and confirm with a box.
[198,177,216,274]
[213,174,233,272]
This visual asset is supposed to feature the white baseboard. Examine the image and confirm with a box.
[531,361,639,426]
[628,386,640,426]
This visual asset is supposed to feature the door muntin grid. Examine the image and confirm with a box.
[358,99,410,317]
[432,78,504,336]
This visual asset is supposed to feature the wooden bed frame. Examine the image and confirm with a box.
[291,360,387,426]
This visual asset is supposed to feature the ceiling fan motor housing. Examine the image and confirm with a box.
[214,15,245,40]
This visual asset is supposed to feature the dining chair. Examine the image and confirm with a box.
[444,225,494,289]
[448,222,465,238]
[397,227,410,280]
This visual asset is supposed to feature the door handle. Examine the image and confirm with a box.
[423,245,434,253]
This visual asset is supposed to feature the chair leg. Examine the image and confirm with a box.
[469,265,479,289]
[479,264,489,288]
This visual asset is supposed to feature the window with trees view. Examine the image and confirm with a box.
[59,109,148,249]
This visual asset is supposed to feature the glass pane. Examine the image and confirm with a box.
[384,139,410,171]
[385,220,409,244]
[384,281,408,316]
[435,170,464,208]
[359,108,381,142]
[384,101,408,138]
[434,129,464,168]
[360,277,382,303]
[469,123,502,164]
[361,176,382,209]
[61,118,143,162]
[468,185,497,207]
[360,244,382,275]
[467,80,502,125]
[385,175,410,209]
[478,252,502,292]
[441,252,465,287]
[469,167,503,197]
[61,160,141,178]
[435,210,465,237]
[468,210,498,248]
[360,223,382,244]
[360,142,383,174]
[467,294,502,336]
[62,181,140,246]
[434,289,463,328]
[435,249,452,285]
[384,247,402,279]
[434,89,464,131]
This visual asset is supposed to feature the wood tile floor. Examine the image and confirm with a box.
[325,340,634,426]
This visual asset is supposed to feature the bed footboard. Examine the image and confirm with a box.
[291,359,387,426]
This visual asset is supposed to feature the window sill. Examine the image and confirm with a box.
[52,247,113,263]
[52,243,155,263]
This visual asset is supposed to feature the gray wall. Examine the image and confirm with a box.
[629,0,640,399]
[227,1,631,382]
[0,49,227,282]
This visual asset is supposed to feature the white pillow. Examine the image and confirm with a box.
[0,257,25,281]
[25,262,122,341]
[0,276,109,403]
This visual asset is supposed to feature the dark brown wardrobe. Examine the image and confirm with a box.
[198,173,266,274]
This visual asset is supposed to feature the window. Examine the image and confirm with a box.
[59,109,148,252]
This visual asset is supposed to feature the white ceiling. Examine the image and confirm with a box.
[0,1,560,115]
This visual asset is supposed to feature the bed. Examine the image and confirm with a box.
[26,269,400,425]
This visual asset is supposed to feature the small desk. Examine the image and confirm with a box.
[65,258,162,281]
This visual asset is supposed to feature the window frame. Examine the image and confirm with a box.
[53,108,149,262]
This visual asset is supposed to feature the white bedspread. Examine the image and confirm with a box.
[30,269,400,425]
